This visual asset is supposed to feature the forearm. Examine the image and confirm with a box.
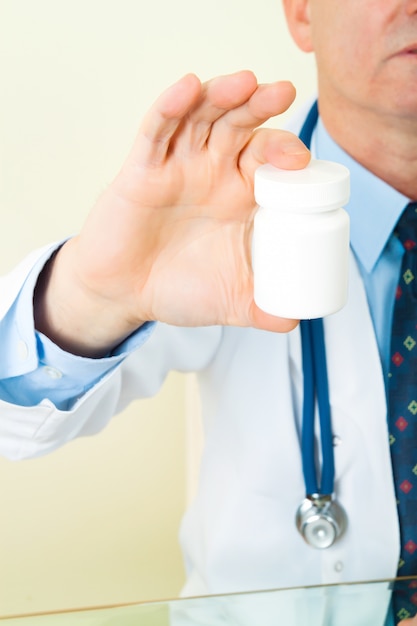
[0,241,154,412]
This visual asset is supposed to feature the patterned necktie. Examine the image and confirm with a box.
[388,201,417,622]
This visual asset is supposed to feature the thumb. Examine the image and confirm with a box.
[241,127,311,176]
[249,300,299,333]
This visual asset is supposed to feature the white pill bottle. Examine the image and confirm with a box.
[252,159,350,319]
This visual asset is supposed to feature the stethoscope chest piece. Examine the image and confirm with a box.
[296,494,347,549]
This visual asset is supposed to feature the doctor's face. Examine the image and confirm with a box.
[284,0,417,120]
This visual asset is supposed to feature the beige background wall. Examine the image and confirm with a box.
[0,0,316,617]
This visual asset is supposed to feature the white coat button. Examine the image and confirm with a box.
[332,435,342,446]
[43,366,63,379]
[334,561,344,572]
[17,340,29,361]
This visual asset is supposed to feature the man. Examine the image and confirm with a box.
[1,0,416,623]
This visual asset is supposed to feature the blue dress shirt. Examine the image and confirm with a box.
[313,119,409,379]
[0,117,410,409]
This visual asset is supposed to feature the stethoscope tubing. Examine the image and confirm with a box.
[300,319,335,496]
[298,101,335,499]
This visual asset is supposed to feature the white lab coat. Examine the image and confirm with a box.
[0,246,399,592]
[0,105,400,623]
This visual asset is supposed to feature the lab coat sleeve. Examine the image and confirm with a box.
[0,243,222,461]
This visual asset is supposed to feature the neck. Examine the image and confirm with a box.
[319,97,417,201]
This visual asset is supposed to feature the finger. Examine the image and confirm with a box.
[130,73,203,167]
[198,70,259,119]
[250,303,299,333]
[208,81,297,157]
[238,127,311,177]
[176,70,259,152]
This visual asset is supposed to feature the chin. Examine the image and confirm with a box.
[367,89,417,121]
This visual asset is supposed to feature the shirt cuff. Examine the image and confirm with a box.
[0,242,155,408]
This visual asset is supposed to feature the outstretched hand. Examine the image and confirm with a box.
[36,71,310,356]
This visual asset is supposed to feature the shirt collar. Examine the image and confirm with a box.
[312,117,409,273]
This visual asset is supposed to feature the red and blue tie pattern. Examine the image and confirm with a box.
[389,202,417,622]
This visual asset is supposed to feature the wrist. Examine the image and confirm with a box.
[34,239,145,358]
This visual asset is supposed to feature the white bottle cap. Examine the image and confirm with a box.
[254,159,350,212]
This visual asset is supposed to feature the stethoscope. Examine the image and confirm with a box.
[295,101,347,549]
